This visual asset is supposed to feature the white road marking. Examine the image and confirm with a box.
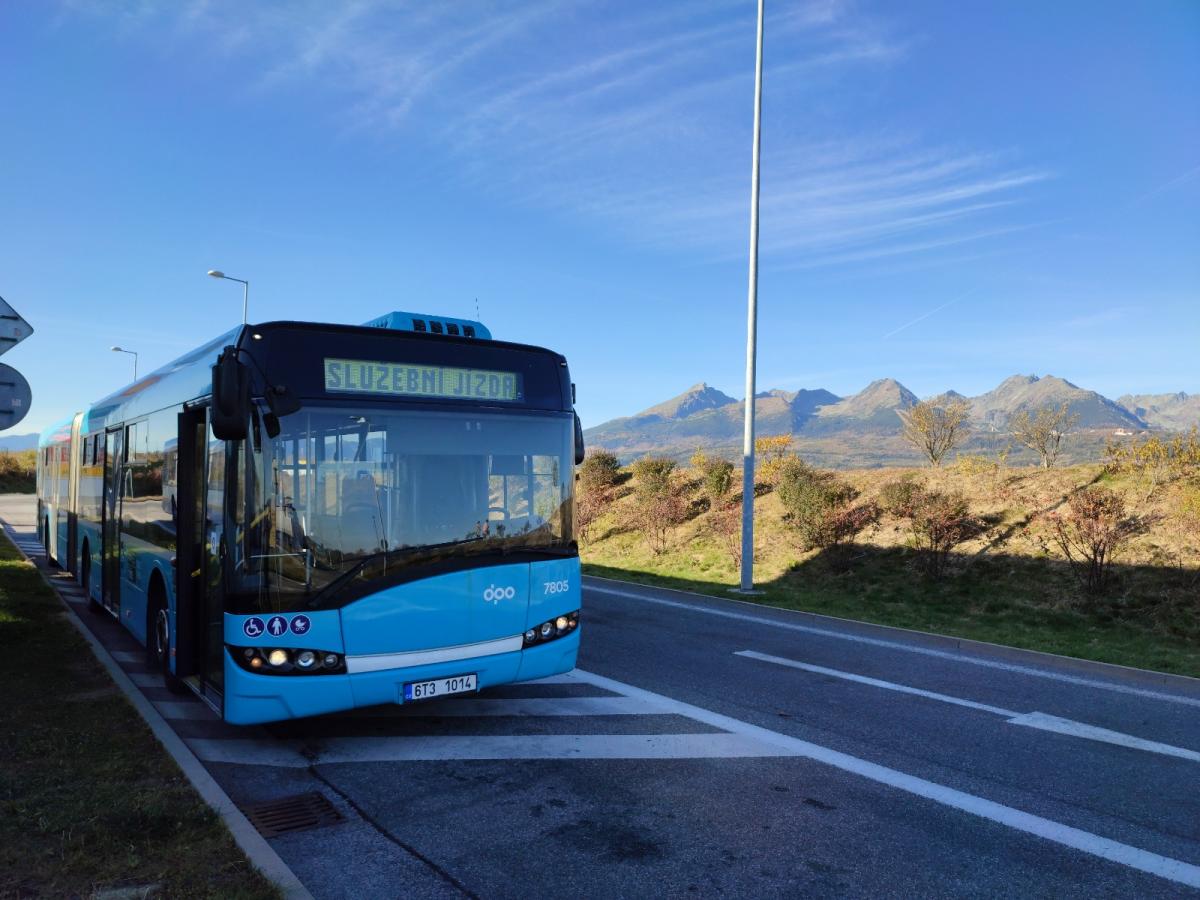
[738,650,1200,764]
[187,732,785,766]
[734,650,1016,716]
[1008,712,1200,764]
[520,674,583,684]
[585,581,1200,709]
[111,650,141,664]
[567,669,1200,890]
[355,696,661,717]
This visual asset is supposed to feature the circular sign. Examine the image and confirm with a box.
[0,364,32,431]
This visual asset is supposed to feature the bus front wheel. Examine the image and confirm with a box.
[149,591,187,695]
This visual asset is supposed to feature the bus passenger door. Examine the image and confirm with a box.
[201,424,228,697]
[173,408,206,688]
[101,427,124,616]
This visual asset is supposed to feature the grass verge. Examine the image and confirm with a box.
[583,554,1200,679]
[581,464,1199,679]
[0,532,279,899]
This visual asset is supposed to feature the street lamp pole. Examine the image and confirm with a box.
[738,0,765,594]
[207,270,250,324]
[111,346,138,381]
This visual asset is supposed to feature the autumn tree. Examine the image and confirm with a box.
[1009,403,1079,469]
[754,434,793,485]
[898,400,971,467]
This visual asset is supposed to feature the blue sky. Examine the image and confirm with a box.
[2,0,1197,435]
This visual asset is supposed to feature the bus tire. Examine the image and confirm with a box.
[148,585,187,695]
[81,543,103,615]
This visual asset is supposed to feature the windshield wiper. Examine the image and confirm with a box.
[305,538,577,610]
[306,538,481,610]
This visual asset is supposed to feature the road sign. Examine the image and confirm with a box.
[0,296,33,358]
[0,364,32,431]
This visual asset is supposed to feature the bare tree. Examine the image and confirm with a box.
[898,400,972,467]
[1009,403,1079,469]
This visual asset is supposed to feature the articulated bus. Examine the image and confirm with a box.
[36,312,584,724]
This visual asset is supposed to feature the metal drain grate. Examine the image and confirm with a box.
[241,792,344,837]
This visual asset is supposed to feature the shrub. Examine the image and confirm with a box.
[1179,482,1200,529]
[955,454,998,477]
[879,476,923,518]
[908,491,976,578]
[578,450,621,492]
[1047,486,1139,595]
[574,485,612,544]
[824,501,880,549]
[701,457,735,505]
[755,435,793,485]
[631,456,676,498]
[626,488,688,555]
[708,499,744,569]
[1105,428,1200,499]
[776,459,858,551]
[0,450,36,493]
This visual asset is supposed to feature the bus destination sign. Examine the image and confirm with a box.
[324,358,522,402]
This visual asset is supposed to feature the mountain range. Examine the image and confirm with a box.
[0,432,38,451]
[585,376,1198,467]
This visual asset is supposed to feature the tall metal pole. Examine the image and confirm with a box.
[207,270,249,323]
[739,0,765,593]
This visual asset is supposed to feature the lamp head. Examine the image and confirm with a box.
[207,269,225,279]
[110,346,123,352]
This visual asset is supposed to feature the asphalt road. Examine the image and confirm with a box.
[6,494,1199,898]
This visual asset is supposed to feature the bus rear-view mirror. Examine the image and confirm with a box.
[211,347,250,441]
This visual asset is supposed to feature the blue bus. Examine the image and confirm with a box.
[36,312,584,724]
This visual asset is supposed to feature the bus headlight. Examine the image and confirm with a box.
[523,611,580,647]
[231,647,346,675]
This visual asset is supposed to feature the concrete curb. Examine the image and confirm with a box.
[583,573,1200,698]
[4,524,313,900]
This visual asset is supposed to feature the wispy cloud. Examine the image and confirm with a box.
[69,0,1047,269]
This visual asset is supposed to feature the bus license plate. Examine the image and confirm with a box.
[404,674,477,701]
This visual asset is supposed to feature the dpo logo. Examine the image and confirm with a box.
[482,584,516,604]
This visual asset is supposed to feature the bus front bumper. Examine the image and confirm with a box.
[222,628,580,726]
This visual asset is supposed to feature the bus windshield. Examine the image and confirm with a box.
[232,406,575,613]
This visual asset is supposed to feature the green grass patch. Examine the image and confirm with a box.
[0,534,279,899]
